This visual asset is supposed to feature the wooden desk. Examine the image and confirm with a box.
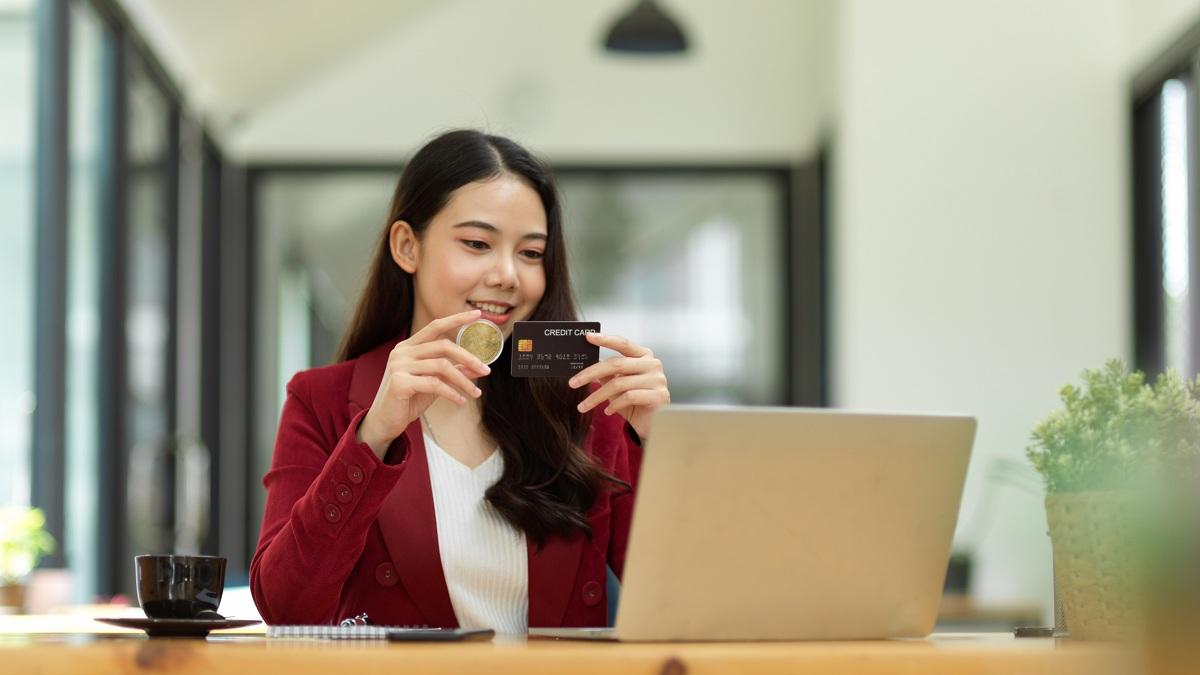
[0,630,1135,675]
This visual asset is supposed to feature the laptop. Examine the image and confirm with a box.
[530,405,976,642]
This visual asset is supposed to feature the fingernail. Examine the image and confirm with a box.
[568,378,578,388]
[473,387,482,396]
[604,407,613,415]
[577,403,586,412]
[481,364,491,373]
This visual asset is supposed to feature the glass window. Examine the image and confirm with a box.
[251,167,794,541]
[252,172,393,529]
[558,173,788,404]
[65,0,110,602]
[1160,77,1193,375]
[124,51,175,559]
[252,169,788,446]
[0,0,36,507]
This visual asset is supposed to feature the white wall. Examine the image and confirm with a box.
[1126,0,1200,74]
[832,0,1140,614]
[226,0,825,162]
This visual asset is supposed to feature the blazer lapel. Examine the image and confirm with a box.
[347,339,458,628]
[345,338,395,421]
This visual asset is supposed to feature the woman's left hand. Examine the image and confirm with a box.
[569,333,670,441]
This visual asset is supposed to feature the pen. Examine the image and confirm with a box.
[339,613,370,627]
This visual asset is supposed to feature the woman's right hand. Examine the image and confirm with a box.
[356,309,491,458]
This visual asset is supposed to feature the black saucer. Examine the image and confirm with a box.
[95,616,260,638]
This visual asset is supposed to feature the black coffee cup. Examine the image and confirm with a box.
[135,554,227,619]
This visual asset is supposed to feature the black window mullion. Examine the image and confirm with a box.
[243,168,259,572]
[791,151,828,406]
[1188,60,1200,378]
[216,165,251,577]
[200,135,223,556]
[31,0,70,568]
[96,27,129,596]
[1133,89,1166,376]
[163,104,181,536]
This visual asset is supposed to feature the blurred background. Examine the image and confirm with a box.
[1,0,1197,628]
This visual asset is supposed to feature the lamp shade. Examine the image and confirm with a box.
[603,0,688,54]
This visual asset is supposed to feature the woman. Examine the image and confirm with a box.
[250,130,671,632]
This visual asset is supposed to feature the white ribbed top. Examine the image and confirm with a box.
[424,433,529,634]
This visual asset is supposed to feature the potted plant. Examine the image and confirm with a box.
[0,507,56,613]
[1026,360,1200,639]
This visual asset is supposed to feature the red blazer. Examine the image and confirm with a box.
[249,338,643,627]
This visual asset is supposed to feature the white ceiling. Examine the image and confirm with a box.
[121,0,831,161]
[127,0,444,127]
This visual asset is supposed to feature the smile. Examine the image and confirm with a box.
[469,301,513,315]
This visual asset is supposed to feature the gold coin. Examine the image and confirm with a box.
[457,320,503,365]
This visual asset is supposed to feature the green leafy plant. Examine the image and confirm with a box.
[0,507,55,585]
[1026,359,1200,493]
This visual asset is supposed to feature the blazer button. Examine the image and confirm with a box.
[347,464,364,484]
[324,504,341,523]
[335,483,353,503]
[375,562,398,587]
[581,580,603,607]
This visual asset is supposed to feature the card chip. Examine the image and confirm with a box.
[517,339,533,352]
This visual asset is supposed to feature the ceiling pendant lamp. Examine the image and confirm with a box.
[603,0,689,55]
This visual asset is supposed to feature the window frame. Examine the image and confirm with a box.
[1132,35,1200,377]
[240,159,828,563]
[29,0,228,596]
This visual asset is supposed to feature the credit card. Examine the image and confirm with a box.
[510,321,600,378]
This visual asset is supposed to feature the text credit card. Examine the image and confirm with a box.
[510,321,600,378]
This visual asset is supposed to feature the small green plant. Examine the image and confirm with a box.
[1026,359,1200,493]
[0,507,55,585]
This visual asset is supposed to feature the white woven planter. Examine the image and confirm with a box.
[1045,490,1139,640]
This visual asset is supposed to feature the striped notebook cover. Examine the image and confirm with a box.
[267,625,431,639]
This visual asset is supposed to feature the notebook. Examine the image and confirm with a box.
[268,625,494,641]
[268,625,419,639]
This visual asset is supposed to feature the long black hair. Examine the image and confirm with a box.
[337,129,620,544]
